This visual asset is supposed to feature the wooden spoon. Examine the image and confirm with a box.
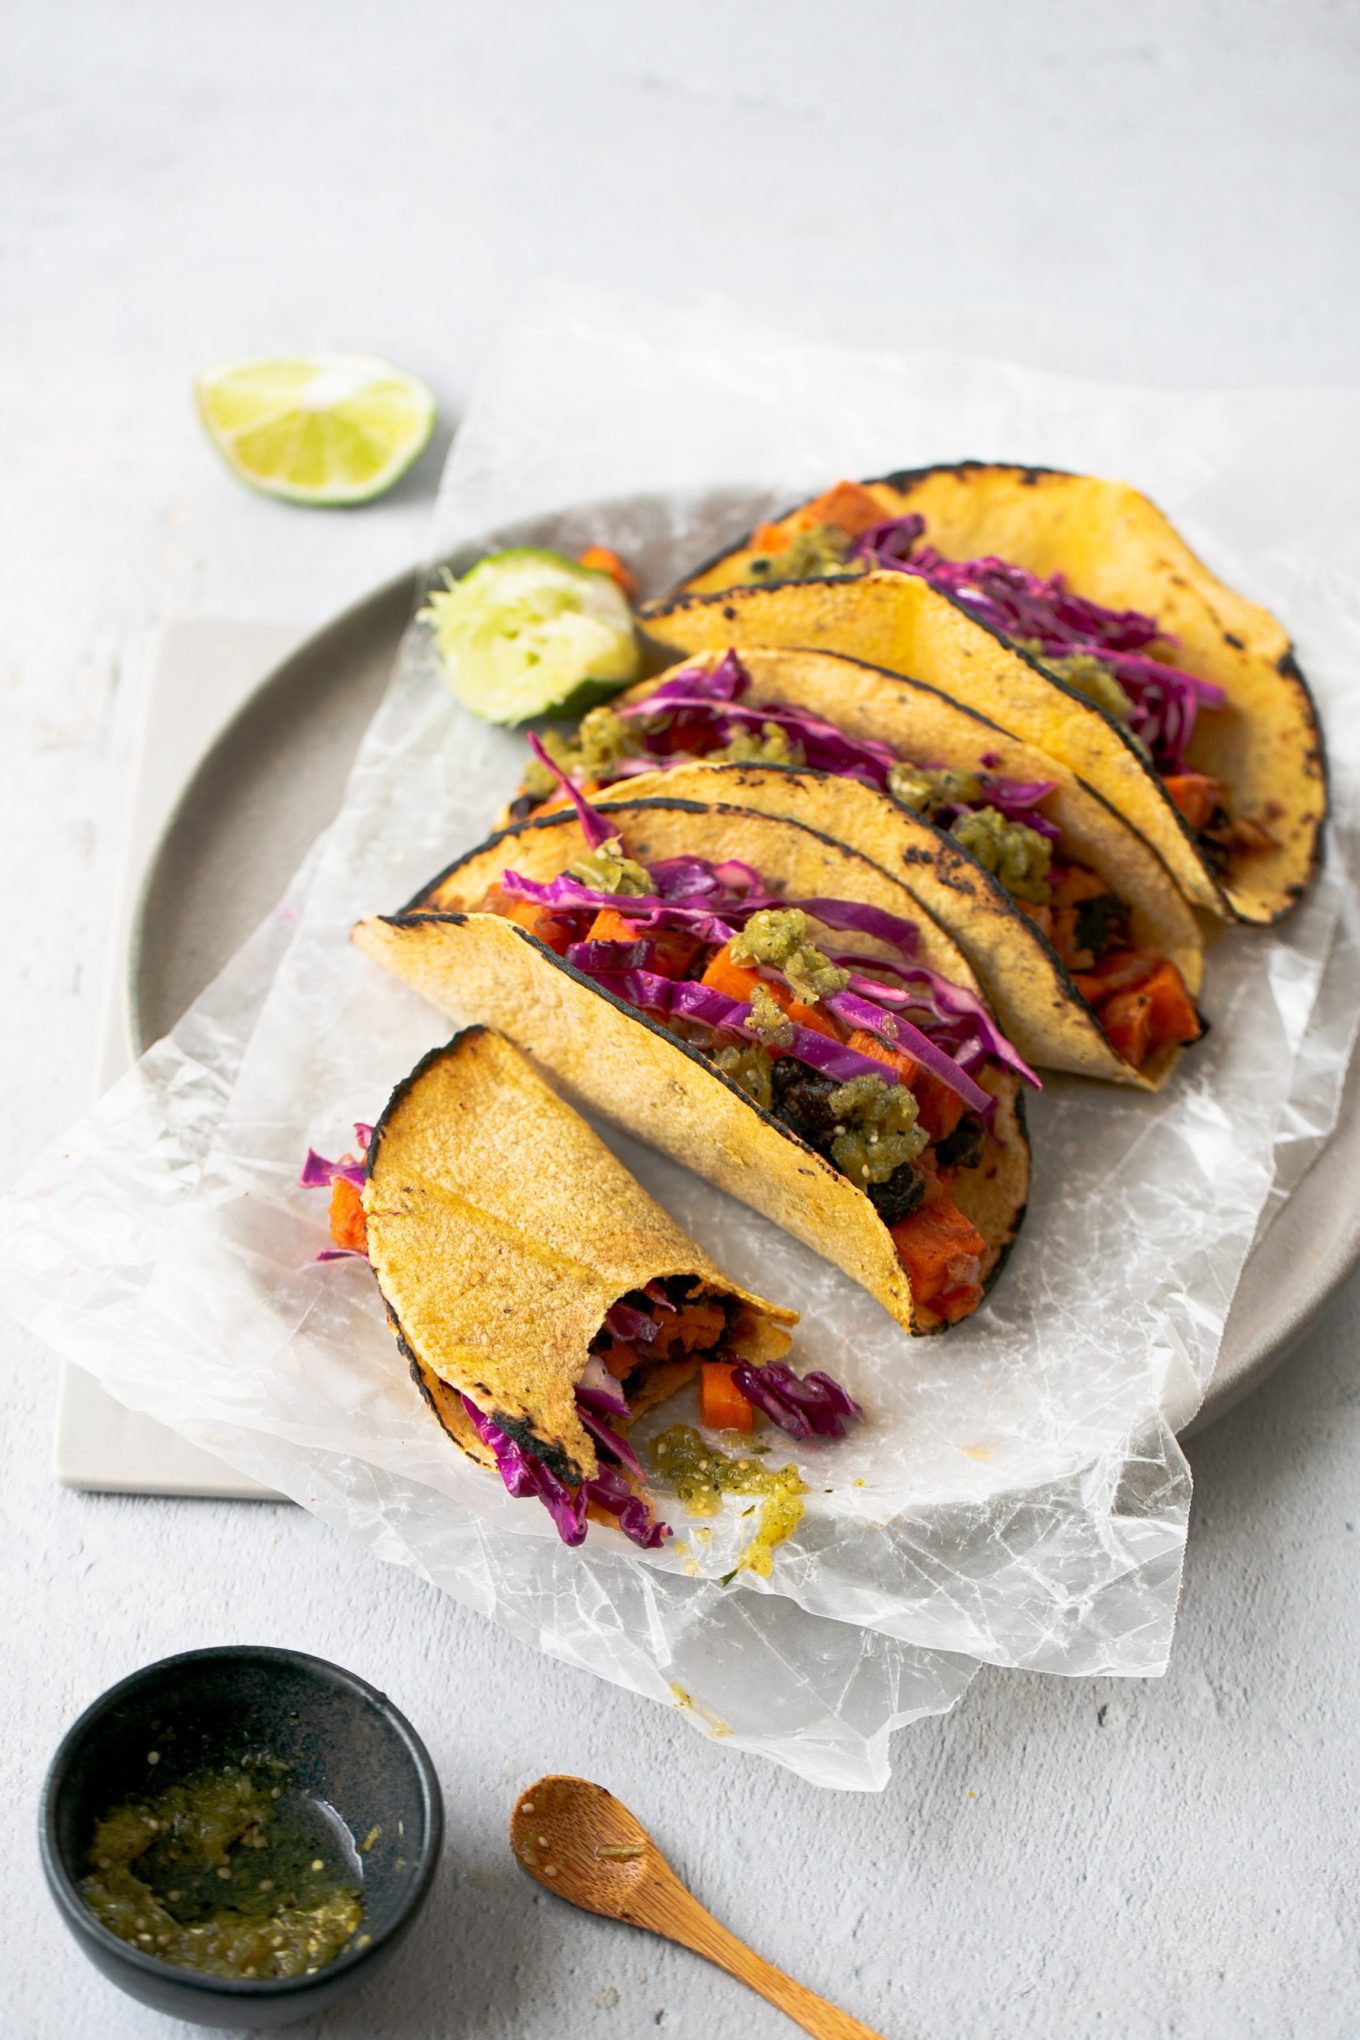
[510,1775,888,2040]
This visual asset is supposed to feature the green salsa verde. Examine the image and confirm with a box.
[79,1756,364,1981]
[651,1424,808,1578]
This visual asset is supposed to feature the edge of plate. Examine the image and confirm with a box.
[124,565,421,1060]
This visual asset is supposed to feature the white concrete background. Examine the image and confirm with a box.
[3,3,1358,2035]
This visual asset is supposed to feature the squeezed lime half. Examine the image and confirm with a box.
[421,547,640,723]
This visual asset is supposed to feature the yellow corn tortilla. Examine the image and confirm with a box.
[365,1026,796,1483]
[355,798,1030,1335]
[535,645,1203,1088]
[651,463,1326,925]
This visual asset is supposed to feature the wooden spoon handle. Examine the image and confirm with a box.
[650,1888,889,2040]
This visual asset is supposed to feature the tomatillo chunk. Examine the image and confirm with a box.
[422,547,639,723]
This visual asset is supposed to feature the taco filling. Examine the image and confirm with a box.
[453,1277,860,1553]
[728,480,1275,870]
[474,748,1037,1325]
[300,1035,853,1554]
[509,655,1201,1073]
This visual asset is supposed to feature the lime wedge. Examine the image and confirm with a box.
[421,548,640,723]
[195,354,436,505]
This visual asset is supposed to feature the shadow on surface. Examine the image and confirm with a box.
[288,1822,556,2038]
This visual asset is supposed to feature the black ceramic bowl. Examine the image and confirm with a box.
[40,1646,443,2029]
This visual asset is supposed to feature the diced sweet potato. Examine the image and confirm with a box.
[700,1361,755,1433]
[889,1198,986,1313]
[1072,949,1160,1003]
[483,887,580,956]
[650,930,705,978]
[801,479,887,537]
[1163,772,1222,832]
[585,906,700,975]
[844,1028,917,1082]
[844,1027,965,1139]
[700,946,840,1039]
[1100,988,1154,1066]
[670,1298,730,1351]
[328,1175,368,1255]
[577,545,638,601]
[1139,962,1202,1048]
[586,908,639,944]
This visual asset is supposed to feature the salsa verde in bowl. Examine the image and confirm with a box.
[40,1646,442,2029]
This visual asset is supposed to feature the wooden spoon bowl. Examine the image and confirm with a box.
[511,1775,887,2039]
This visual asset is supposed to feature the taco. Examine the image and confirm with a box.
[501,646,1205,1087]
[642,467,1326,925]
[353,792,1034,1334]
[303,1026,842,1552]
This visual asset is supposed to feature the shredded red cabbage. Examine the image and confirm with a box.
[850,514,928,564]
[579,1463,670,1549]
[460,1393,669,1550]
[603,1301,659,1345]
[527,731,615,849]
[824,991,994,1116]
[731,1361,862,1442]
[576,1384,632,1428]
[838,964,1039,1090]
[626,684,898,787]
[301,1124,375,1263]
[299,1123,370,1191]
[566,936,669,975]
[653,852,763,898]
[460,1395,560,1503]
[553,901,1036,1103]
[575,1402,646,1483]
[982,778,1056,810]
[710,856,766,891]
[300,1148,363,1189]
[581,966,905,1089]
[848,520,1226,774]
[972,779,1062,843]
[501,847,763,915]
[500,869,739,946]
[792,896,920,958]
[619,648,747,709]
[610,651,1061,831]
[646,854,727,897]
[503,866,921,964]
[579,1353,635,1409]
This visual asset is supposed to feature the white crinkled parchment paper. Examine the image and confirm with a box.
[6,301,1360,1789]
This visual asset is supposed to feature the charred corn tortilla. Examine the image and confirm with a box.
[519,645,1203,1088]
[366,1026,796,1483]
[651,464,1325,926]
[355,799,1030,1335]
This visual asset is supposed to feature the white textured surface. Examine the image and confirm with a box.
[3,4,1358,2035]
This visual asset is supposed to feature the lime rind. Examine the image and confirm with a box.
[195,353,436,506]
[421,547,640,724]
